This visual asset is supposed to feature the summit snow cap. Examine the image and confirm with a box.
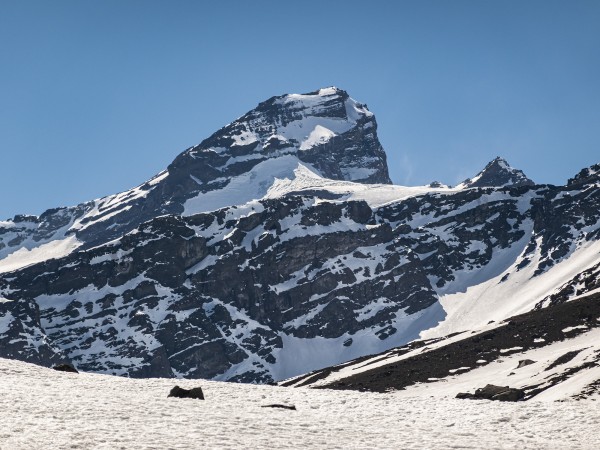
[456,157,535,189]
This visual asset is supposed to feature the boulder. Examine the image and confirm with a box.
[456,384,525,402]
[168,385,204,400]
[455,392,474,399]
[516,359,536,369]
[474,384,524,402]
[492,388,525,402]
[52,363,78,374]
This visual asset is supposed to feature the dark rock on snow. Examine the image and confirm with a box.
[261,404,297,410]
[458,156,534,188]
[455,392,474,399]
[52,363,79,374]
[472,384,525,402]
[456,385,524,402]
[516,359,536,369]
[168,385,205,400]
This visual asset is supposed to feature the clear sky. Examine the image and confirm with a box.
[1,0,599,218]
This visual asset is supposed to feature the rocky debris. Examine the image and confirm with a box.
[168,386,204,400]
[261,404,297,410]
[516,359,536,369]
[52,363,78,373]
[455,392,475,399]
[456,384,525,402]
[525,357,600,399]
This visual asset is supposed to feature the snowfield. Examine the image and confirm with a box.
[0,358,598,449]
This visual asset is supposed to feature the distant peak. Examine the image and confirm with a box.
[458,157,535,189]
[487,156,510,169]
[567,162,600,187]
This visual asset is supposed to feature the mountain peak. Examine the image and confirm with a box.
[457,157,535,189]
[164,87,391,214]
[567,162,600,187]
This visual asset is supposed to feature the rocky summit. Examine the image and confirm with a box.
[456,156,535,188]
[1,88,600,385]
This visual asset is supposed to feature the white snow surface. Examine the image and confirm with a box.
[1,357,599,450]
[183,159,455,216]
[265,162,455,207]
[0,235,81,273]
[298,125,337,150]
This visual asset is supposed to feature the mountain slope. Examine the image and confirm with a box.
[283,291,600,402]
[2,161,600,382]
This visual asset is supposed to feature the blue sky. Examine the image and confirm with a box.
[1,0,599,218]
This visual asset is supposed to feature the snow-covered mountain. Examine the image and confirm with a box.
[1,87,600,385]
[0,87,389,273]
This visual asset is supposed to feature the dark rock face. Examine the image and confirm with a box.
[0,297,68,367]
[0,197,438,382]
[567,163,600,186]
[458,157,534,188]
[53,363,78,373]
[168,385,204,400]
[175,87,391,186]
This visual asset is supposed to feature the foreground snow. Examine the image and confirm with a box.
[0,358,598,449]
